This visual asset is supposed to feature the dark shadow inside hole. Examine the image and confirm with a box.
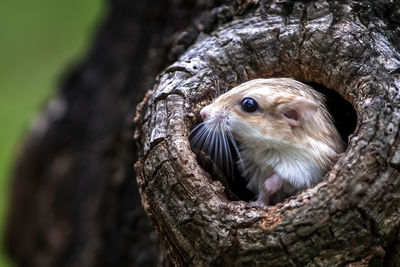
[306,82,358,144]
[189,129,254,201]
[190,82,357,204]
[190,147,254,201]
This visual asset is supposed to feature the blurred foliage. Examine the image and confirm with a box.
[0,0,103,266]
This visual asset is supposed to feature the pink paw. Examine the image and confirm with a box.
[249,174,284,207]
[263,173,284,195]
[250,199,268,207]
[250,193,269,207]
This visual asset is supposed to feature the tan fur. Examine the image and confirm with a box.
[204,78,343,168]
[200,78,344,205]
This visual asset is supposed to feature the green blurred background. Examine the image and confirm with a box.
[0,1,103,266]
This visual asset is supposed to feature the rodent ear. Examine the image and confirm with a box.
[281,97,318,127]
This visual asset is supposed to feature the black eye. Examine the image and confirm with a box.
[241,97,259,113]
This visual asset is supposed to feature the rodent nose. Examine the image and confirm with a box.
[200,108,208,120]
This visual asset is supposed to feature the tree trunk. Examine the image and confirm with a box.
[134,0,400,266]
[6,0,400,266]
[5,0,227,266]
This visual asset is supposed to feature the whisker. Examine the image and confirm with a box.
[190,122,205,133]
[221,130,229,175]
[211,132,218,167]
[226,141,234,179]
[190,124,208,149]
[189,120,247,201]
[203,124,216,156]
[227,130,244,171]
[212,131,219,163]
[217,131,224,169]
[218,127,231,179]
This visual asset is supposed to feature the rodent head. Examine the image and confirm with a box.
[192,78,344,193]
[200,78,332,148]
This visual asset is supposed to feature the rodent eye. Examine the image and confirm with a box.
[240,97,259,113]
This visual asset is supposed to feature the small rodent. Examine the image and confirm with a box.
[190,78,344,206]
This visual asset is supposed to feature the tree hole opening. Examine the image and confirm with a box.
[189,82,357,205]
[306,82,357,144]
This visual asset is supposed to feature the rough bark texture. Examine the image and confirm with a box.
[5,0,229,266]
[134,0,400,266]
[6,0,400,266]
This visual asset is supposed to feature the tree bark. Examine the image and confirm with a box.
[5,0,228,266]
[134,0,400,266]
[6,0,400,266]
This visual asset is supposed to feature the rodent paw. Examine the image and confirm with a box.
[250,200,268,207]
[250,193,269,207]
[263,174,284,195]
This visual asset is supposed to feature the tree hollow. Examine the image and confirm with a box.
[135,1,400,266]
